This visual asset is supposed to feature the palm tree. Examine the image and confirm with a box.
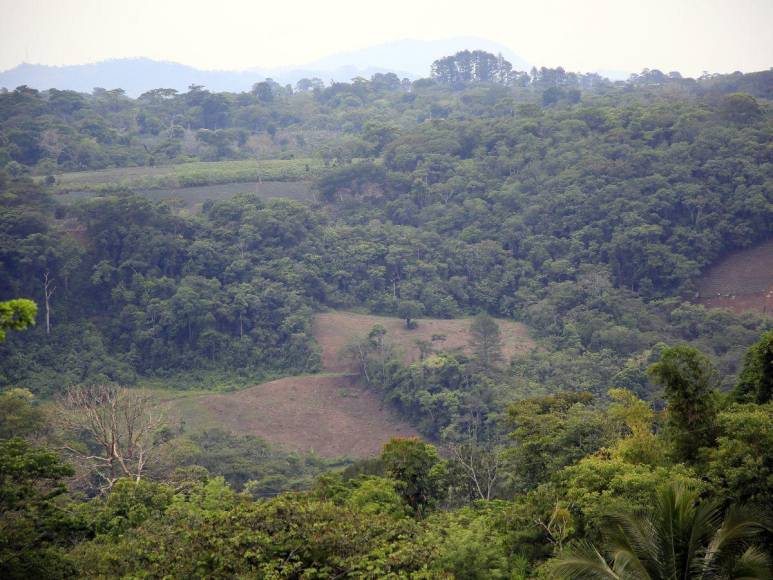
[550,482,771,579]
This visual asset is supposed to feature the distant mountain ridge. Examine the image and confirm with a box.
[0,37,532,96]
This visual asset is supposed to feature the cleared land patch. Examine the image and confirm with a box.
[167,374,419,458]
[59,181,314,214]
[164,311,533,457]
[48,158,323,192]
[312,310,535,371]
[695,239,773,316]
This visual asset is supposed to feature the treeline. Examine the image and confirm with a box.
[1,58,770,172]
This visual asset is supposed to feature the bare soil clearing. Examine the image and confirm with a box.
[312,310,535,371]
[167,311,533,458]
[695,239,773,316]
[169,374,418,458]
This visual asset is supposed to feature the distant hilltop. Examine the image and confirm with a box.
[0,37,533,96]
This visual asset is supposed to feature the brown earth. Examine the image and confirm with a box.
[169,374,419,458]
[168,311,534,458]
[312,310,535,371]
[695,239,773,316]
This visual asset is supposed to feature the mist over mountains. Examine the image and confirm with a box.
[0,37,536,96]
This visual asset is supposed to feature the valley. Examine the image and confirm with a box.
[1,35,771,577]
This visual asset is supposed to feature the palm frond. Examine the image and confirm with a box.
[609,546,653,580]
[604,511,659,577]
[685,497,724,577]
[702,504,772,576]
[727,545,772,580]
[550,540,621,580]
[653,481,699,579]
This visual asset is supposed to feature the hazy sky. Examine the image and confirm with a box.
[1,0,771,76]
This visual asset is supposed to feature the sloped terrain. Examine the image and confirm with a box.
[696,239,773,316]
[169,374,418,458]
[168,310,533,457]
[312,310,535,371]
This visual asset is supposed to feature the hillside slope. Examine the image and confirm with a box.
[696,239,773,315]
[169,374,419,458]
[167,311,534,457]
[313,310,534,371]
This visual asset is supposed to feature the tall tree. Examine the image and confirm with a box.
[733,330,773,405]
[647,345,719,462]
[381,437,447,515]
[397,300,423,329]
[469,313,504,372]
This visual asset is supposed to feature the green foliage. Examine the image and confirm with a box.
[1,190,322,390]
[154,429,342,495]
[733,330,773,404]
[1,62,773,579]
[0,298,36,341]
[469,312,504,372]
[87,479,174,537]
[381,437,448,515]
[346,476,409,518]
[648,344,720,462]
[52,158,324,193]
[0,388,44,439]
[397,299,424,329]
[0,439,77,579]
[427,504,527,579]
[550,481,772,580]
[506,393,611,491]
[556,453,703,536]
[606,388,669,466]
[72,483,438,578]
[704,403,773,503]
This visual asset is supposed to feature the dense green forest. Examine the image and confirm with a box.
[1,52,772,578]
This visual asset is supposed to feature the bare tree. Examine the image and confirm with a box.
[58,384,165,493]
[534,504,573,551]
[343,324,393,384]
[42,271,55,335]
[446,417,505,501]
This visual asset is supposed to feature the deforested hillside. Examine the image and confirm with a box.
[696,238,773,315]
[312,310,534,370]
[167,373,419,457]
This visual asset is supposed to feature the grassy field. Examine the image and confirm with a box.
[59,180,315,214]
[312,310,535,371]
[48,158,325,193]
[164,373,419,458]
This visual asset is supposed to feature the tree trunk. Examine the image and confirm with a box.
[42,271,55,336]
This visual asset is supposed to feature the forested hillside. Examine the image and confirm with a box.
[1,53,772,578]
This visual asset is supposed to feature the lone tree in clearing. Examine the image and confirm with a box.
[397,300,423,329]
[469,313,504,372]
